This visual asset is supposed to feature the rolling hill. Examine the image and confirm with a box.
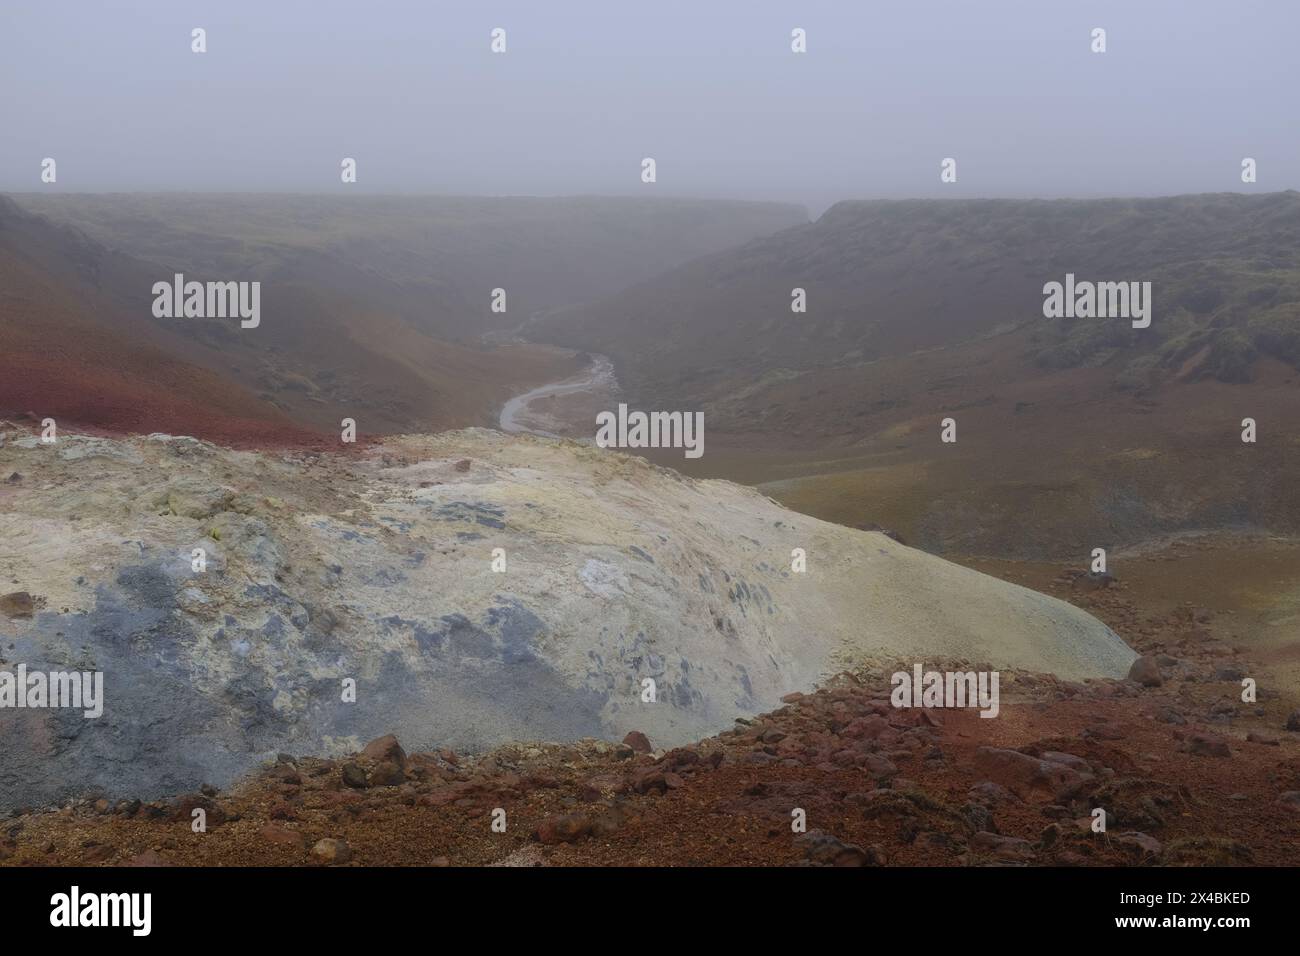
[14,193,808,341]
[532,194,1300,556]
[1,193,804,440]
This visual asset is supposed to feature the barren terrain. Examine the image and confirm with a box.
[4,549,1298,867]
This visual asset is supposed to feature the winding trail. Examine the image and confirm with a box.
[487,308,620,438]
[499,354,617,438]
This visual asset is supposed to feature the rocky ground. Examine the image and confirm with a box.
[3,583,1297,866]
[2,422,1295,867]
[0,423,1133,815]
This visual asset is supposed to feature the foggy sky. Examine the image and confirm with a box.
[2,0,1296,212]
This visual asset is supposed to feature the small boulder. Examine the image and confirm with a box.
[971,831,1035,861]
[1186,733,1231,758]
[535,813,593,845]
[1113,831,1162,857]
[968,781,1018,806]
[341,762,368,789]
[168,794,226,827]
[1040,751,1092,772]
[0,591,34,619]
[361,734,406,768]
[972,747,1088,801]
[962,802,996,833]
[1075,571,1116,591]
[310,838,352,865]
[367,760,406,787]
[1127,655,1162,687]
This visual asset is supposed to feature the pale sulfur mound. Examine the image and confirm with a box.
[0,429,1133,809]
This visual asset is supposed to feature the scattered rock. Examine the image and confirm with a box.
[796,830,883,866]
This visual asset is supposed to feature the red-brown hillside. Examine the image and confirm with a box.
[0,196,578,445]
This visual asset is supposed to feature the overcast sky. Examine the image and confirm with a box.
[2,0,1295,213]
